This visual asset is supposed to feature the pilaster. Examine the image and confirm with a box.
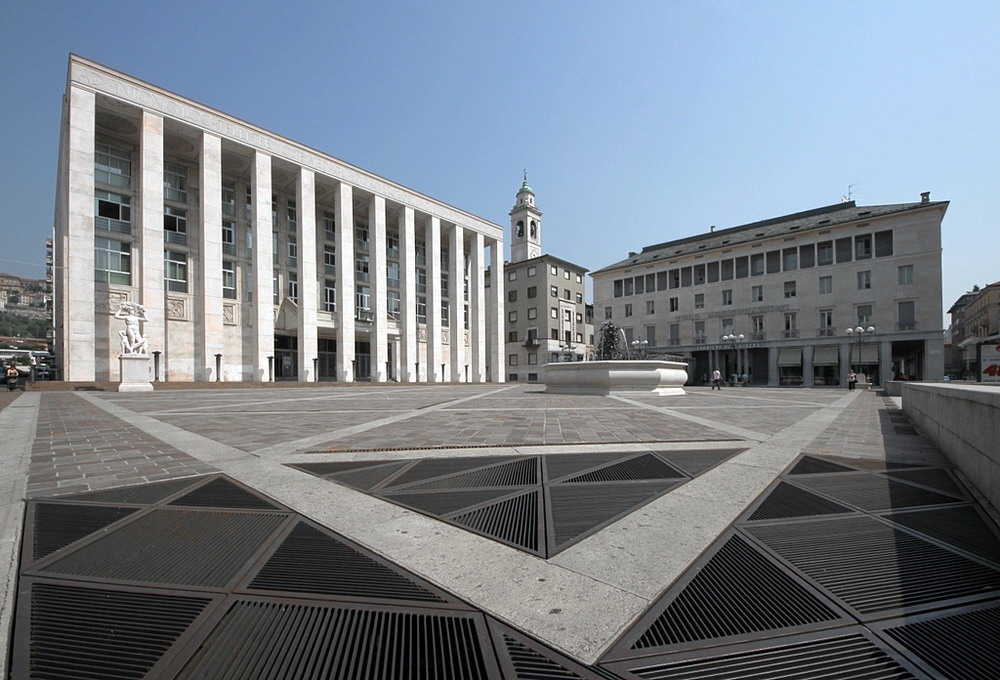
[336,182,355,381]
[449,224,465,382]
[251,151,274,380]
[197,132,224,380]
[139,111,165,378]
[489,239,505,383]
[471,232,486,382]
[297,167,317,381]
[399,207,417,382]
[371,195,388,382]
[427,216,442,381]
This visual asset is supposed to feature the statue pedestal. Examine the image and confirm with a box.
[119,355,154,392]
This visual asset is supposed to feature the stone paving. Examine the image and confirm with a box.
[2,383,998,678]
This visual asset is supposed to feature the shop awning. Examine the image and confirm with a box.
[812,346,840,366]
[850,345,879,363]
[778,348,802,366]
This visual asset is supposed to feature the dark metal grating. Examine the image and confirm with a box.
[449,490,542,554]
[403,457,539,490]
[746,516,1000,616]
[490,621,617,679]
[882,468,965,497]
[880,602,1000,679]
[747,481,855,522]
[624,534,843,652]
[39,509,289,588]
[31,503,138,561]
[382,456,513,488]
[794,473,962,511]
[378,487,525,517]
[653,449,742,476]
[612,632,919,679]
[58,476,204,504]
[544,453,633,483]
[175,599,494,680]
[21,581,212,680]
[548,482,680,551]
[882,505,1000,565]
[327,461,413,491]
[168,477,282,510]
[788,455,858,475]
[289,460,400,477]
[559,454,685,484]
[246,521,447,603]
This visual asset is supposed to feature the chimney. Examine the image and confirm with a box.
[920,191,930,203]
[709,225,715,233]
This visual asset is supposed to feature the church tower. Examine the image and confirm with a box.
[509,173,542,263]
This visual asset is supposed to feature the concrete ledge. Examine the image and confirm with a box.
[543,361,688,396]
[902,382,1000,512]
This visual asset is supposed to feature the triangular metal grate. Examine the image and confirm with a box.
[327,460,413,491]
[794,473,963,512]
[382,455,514,489]
[544,453,632,483]
[403,457,539,490]
[16,580,213,680]
[547,481,681,553]
[490,621,608,679]
[31,503,138,561]
[449,490,543,555]
[655,448,743,476]
[882,505,1000,565]
[175,598,494,680]
[882,468,965,497]
[613,533,844,656]
[558,453,685,484]
[789,455,857,475]
[289,459,407,477]
[168,476,282,510]
[747,481,855,522]
[378,487,527,518]
[56,476,205,505]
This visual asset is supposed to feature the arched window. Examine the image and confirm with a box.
[516,220,524,238]
[529,221,537,238]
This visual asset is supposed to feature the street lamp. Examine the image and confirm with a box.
[845,325,875,374]
[722,333,744,384]
[631,339,649,359]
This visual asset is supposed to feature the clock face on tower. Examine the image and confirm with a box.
[529,246,540,258]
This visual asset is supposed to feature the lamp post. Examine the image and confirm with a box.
[631,339,649,359]
[722,333,744,384]
[846,325,875,376]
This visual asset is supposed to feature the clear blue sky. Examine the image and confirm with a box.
[2,1,997,325]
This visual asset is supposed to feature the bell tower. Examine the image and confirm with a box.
[509,172,542,263]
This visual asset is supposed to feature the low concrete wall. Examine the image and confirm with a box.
[902,383,1000,512]
[543,360,688,396]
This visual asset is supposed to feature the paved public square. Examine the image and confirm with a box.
[2,384,998,678]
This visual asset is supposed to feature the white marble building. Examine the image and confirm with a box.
[53,55,505,383]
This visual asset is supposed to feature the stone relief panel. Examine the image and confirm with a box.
[442,328,450,345]
[465,330,471,347]
[417,327,427,342]
[223,303,237,325]
[97,290,130,315]
[166,297,188,321]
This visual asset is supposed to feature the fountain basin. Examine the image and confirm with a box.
[542,360,687,396]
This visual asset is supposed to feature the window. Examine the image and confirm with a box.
[624,278,635,296]
[287,236,297,266]
[576,292,583,304]
[624,303,633,317]
[695,321,706,344]
[527,265,536,276]
[324,280,336,312]
[322,211,336,238]
[94,143,131,188]
[527,286,537,298]
[735,257,749,279]
[563,289,571,300]
[164,162,187,203]
[646,300,655,314]
[508,310,518,323]
[285,199,296,229]
[752,315,764,335]
[507,270,517,282]
[386,232,399,259]
[94,237,131,285]
[782,248,797,271]
[614,280,623,297]
[355,284,369,310]
[222,260,236,299]
[550,265,558,275]
[857,304,873,326]
[751,285,763,302]
[551,307,558,319]
[835,237,853,263]
[387,290,400,319]
[855,234,872,260]
[635,276,645,295]
[222,221,236,255]
[784,312,798,338]
[564,269,570,280]
[508,290,518,303]
[874,230,893,257]
[564,309,573,322]
[415,241,426,266]
[222,179,237,216]
[509,354,518,366]
[682,267,693,286]
[784,281,796,298]
[670,297,679,311]
[416,297,427,323]
[817,241,833,265]
[857,270,871,290]
[799,244,815,268]
[551,329,559,340]
[273,270,279,304]
[721,260,734,280]
[766,251,781,274]
[604,306,612,320]
[550,285,558,297]
[705,263,719,283]
[164,250,188,293]
[355,253,370,282]
[657,271,668,290]
[898,265,914,285]
[95,191,131,233]
[576,274,583,283]
[163,206,187,244]
[818,309,833,336]
[750,253,765,276]
[819,275,833,294]
[386,261,400,288]
[722,289,733,305]
[897,301,915,330]
[416,268,427,294]
[508,331,519,342]
[528,353,538,365]
[527,307,537,320]
[694,293,704,309]
[288,272,298,302]
[324,245,336,274]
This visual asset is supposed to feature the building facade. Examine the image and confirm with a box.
[948,282,1000,379]
[53,55,505,383]
[593,196,947,386]
[497,180,592,382]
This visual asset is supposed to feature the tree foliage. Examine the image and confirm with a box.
[597,320,622,360]
[0,311,48,341]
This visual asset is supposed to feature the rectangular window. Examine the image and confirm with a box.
[897,300,916,330]
[819,275,832,294]
[695,320,706,344]
[604,306,612,320]
[222,179,237,216]
[681,267,693,287]
[669,269,680,289]
[386,232,399,259]
[818,309,833,336]
[287,235,297,266]
[857,304,873,326]
[527,265,536,276]
[94,142,131,188]
[614,279,623,297]
[750,253,764,276]
[734,257,749,279]
[817,241,834,265]
[563,289,571,300]
[721,260,734,281]
[323,211,336,239]
[646,273,656,290]
[508,330,519,343]
[324,280,336,312]
[94,191,132,233]
[508,310,518,323]
[273,270,279,304]
[799,244,815,268]
[163,206,187,245]
[355,284,369,310]
[164,250,188,293]
[576,292,583,304]
[415,241,426,266]
[835,237,853,263]
[222,260,237,299]
[657,271,668,290]
[766,250,781,274]
[324,244,336,274]
[670,297,679,311]
[285,199,297,229]
[624,303,633,317]
[354,224,368,252]
[624,278,634,296]
[527,286,537,298]
[509,354,518,366]
[646,300,655,314]
[784,281,796,298]
[706,262,719,283]
[564,269,570,280]
[387,290,400,319]
[694,293,704,309]
[288,272,298,302]
[508,290,518,303]
[751,285,763,302]
[550,285,558,297]
[578,273,584,284]
[722,289,733,305]
[692,266,704,285]
[528,353,538,365]
[355,253,370,282]
[94,237,131,285]
[551,265,558,275]
[222,221,236,255]
[898,265,914,285]
[163,162,187,203]
[855,234,872,260]
[634,276,645,295]
[386,261,400,288]
[551,307,558,319]
[416,268,427,294]
[417,297,427,324]
[752,315,764,335]
[857,270,871,289]
[527,307,537,320]
[784,312,798,338]
[782,248,797,271]
[874,230,893,257]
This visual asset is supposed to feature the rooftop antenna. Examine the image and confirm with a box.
[847,183,858,201]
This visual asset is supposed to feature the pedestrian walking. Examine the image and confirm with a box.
[712,368,722,390]
[848,370,858,390]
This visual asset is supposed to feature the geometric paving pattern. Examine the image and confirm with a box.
[289,448,743,558]
[602,452,1000,678]
[14,473,615,679]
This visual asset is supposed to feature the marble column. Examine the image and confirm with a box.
[802,345,815,387]
[370,195,388,382]
[488,239,505,383]
[880,339,894,384]
[138,110,165,380]
[399,206,417,382]
[197,132,224,381]
[839,341,852,387]
[449,224,465,382]
[768,347,780,386]
[335,182,355,381]
[251,151,274,381]
[427,216,442,381]
[62,85,97,381]
[470,232,486,382]
[296,167,317,381]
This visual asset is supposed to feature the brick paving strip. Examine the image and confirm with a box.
[62,386,859,663]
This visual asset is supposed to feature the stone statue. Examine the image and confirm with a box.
[114,302,149,355]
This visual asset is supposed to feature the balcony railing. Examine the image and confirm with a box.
[164,231,187,245]
[783,330,800,339]
[897,322,916,331]
[816,328,834,337]
[750,332,766,341]
[523,336,540,348]
[355,308,373,323]
[668,338,681,346]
